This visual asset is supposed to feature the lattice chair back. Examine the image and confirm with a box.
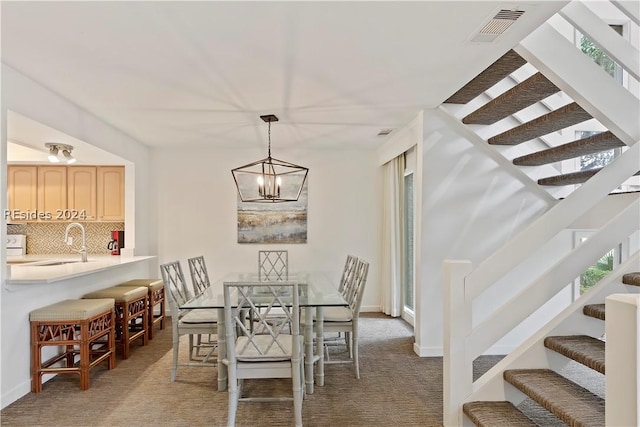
[160,261,192,314]
[258,250,289,281]
[224,281,300,360]
[344,259,369,314]
[188,255,211,295]
[338,254,358,295]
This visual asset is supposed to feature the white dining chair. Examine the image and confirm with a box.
[258,250,288,281]
[318,258,370,379]
[222,281,304,427]
[324,254,359,349]
[188,255,211,295]
[188,255,216,358]
[160,260,218,382]
[338,254,358,294]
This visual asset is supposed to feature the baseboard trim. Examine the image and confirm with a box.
[412,344,516,358]
[413,344,443,357]
[1,380,31,410]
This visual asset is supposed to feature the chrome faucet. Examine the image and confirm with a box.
[64,222,88,262]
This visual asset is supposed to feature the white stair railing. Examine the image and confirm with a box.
[444,200,639,426]
[606,293,640,426]
[466,141,640,303]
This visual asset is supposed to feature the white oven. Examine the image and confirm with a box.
[6,234,27,256]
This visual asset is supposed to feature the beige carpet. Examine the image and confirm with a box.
[2,313,603,426]
[1,313,445,427]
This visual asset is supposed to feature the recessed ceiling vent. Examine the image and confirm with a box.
[377,129,393,136]
[470,9,525,43]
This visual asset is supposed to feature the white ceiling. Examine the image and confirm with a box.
[2,1,567,154]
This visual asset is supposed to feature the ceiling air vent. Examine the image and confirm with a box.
[470,9,525,43]
[377,129,393,136]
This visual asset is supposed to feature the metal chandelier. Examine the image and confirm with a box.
[231,114,308,203]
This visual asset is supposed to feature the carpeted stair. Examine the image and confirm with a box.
[463,271,640,426]
[444,50,639,190]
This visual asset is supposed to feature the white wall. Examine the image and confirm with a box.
[0,64,157,408]
[153,146,382,312]
[417,109,554,356]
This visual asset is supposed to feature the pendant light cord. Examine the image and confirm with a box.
[267,120,272,158]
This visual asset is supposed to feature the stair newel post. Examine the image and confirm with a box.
[605,294,640,427]
[444,260,473,427]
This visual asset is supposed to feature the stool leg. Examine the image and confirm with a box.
[121,302,130,359]
[148,292,154,340]
[31,322,43,393]
[108,310,116,369]
[79,320,90,390]
[158,290,166,330]
[142,296,149,346]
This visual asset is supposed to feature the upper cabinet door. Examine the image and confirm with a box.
[97,166,125,221]
[67,166,97,220]
[37,166,68,220]
[7,166,38,220]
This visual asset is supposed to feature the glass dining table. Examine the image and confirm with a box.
[180,271,348,394]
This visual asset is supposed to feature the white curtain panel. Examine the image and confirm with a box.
[381,155,404,317]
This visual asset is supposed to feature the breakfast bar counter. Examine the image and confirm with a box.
[5,255,156,286]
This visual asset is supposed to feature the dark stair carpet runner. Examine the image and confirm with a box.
[463,401,537,427]
[463,272,640,426]
[463,73,560,125]
[504,369,604,427]
[538,168,640,186]
[488,102,592,146]
[444,50,526,104]
[513,131,625,166]
[444,44,634,192]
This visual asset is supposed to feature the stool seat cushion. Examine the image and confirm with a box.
[84,286,148,302]
[30,298,115,322]
[117,279,164,291]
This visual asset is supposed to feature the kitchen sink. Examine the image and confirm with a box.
[21,259,85,266]
[35,260,81,266]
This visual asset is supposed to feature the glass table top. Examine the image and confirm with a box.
[180,271,348,309]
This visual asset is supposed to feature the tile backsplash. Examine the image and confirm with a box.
[7,222,125,255]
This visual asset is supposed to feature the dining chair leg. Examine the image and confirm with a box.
[171,331,179,382]
[227,363,238,427]
[353,320,360,379]
[292,360,303,427]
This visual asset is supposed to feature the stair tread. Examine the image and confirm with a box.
[538,168,640,186]
[444,50,526,104]
[463,401,537,426]
[463,73,560,125]
[583,304,605,321]
[513,131,625,166]
[488,102,591,146]
[544,335,605,374]
[623,272,640,286]
[504,369,604,427]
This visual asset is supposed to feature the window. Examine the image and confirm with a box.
[575,130,619,172]
[403,171,414,313]
[573,231,619,299]
[579,24,624,84]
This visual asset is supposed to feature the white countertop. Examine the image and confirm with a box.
[5,254,156,285]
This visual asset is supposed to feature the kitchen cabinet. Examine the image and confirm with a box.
[7,166,38,221]
[37,166,67,220]
[7,165,124,222]
[67,166,97,220]
[97,166,125,221]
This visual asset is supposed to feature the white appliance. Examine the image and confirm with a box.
[6,234,27,256]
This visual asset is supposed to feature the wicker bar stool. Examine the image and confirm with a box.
[116,279,165,340]
[30,298,116,392]
[83,286,148,359]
